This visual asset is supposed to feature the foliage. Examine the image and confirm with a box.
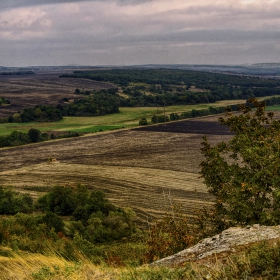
[37,185,137,243]
[39,212,65,233]
[200,98,280,230]
[62,69,280,107]
[151,114,169,124]
[0,128,51,148]
[58,90,120,116]
[7,105,63,123]
[149,105,232,124]
[37,185,78,215]
[0,128,83,148]
[0,70,34,75]
[28,128,42,142]
[6,89,119,124]
[139,117,148,125]
[0,97,10,105]
[0,187,33,214]
[0,186,141,265]
[0,130,31,147]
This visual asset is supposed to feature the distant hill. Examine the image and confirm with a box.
[2,63,280,77]
[129,63,280,77]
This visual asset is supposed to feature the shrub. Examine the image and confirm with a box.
[0,187,33,214]
[37,185,138,243]
[40,212,65,233]
[139,117,148,125]
[151,115,169,124]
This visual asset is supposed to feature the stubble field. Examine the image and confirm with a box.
[0,116,233,222]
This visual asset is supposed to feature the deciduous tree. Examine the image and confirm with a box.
[200,99,280,230]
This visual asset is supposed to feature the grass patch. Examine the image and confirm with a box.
[266,105,280,111]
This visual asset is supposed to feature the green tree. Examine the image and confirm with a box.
[37,185,77,215]
[200,99,280,230]
[28,128,42,142]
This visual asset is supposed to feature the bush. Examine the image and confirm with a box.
[151,115,169,124]
[0,187,33,214]
[139,117,148,125]
[37,185,138,243]
[40,212,65,233]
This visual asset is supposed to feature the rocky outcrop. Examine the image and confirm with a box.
[151,224,280,267]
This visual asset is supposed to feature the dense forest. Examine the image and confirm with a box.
[61,69,280,107]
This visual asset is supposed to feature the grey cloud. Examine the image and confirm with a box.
[1,0,280,66]
[0,0,87,9]
[0,0,151,10]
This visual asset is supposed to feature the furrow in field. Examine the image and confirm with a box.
[0,162,211,222]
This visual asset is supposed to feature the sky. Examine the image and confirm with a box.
[0,0,279,67]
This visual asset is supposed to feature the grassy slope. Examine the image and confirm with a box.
[2,238,280,279]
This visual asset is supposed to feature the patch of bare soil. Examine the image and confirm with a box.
[136,118,233,135]
[0,117,231,222]
[0,71,115,117]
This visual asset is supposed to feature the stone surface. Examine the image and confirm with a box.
[151,224,280,267]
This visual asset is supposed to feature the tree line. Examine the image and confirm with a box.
[0,128,81,148]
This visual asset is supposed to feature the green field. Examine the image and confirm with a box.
[266,105,280,111]
[0,97,278,136]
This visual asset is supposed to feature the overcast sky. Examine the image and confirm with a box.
[0,0,279,67]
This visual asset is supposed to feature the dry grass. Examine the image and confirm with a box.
[0,248,118,280]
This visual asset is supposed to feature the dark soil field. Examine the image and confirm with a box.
[0,116,232,222]
[0,69,115,117]
[136,117,234,135]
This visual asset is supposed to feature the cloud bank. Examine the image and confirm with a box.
[0,0,279,66]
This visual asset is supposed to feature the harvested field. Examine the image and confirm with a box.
[0,70,115,117]
[0,115,232,222]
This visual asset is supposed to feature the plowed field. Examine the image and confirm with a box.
[0,70,115,117]
[0,116,232,222]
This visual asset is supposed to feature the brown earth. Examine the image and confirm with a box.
[0,116,232,223]
[0,70,115,117]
